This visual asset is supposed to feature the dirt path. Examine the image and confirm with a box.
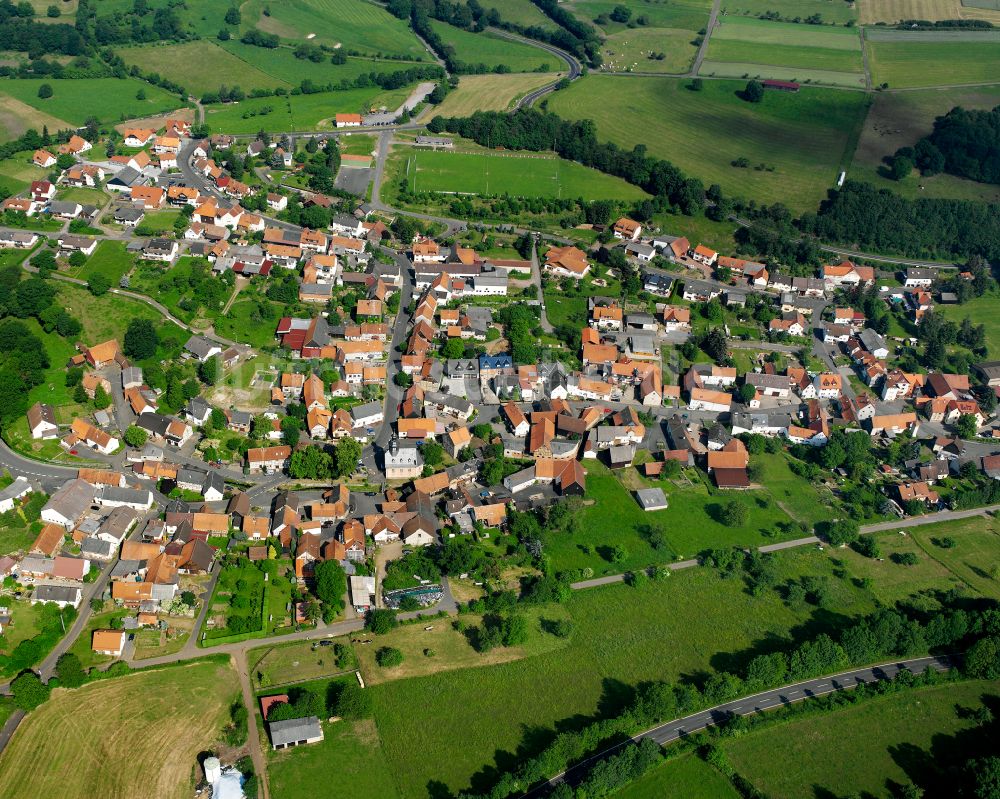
[233,650,270,799]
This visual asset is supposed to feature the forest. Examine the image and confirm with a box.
[905,105,1000,185]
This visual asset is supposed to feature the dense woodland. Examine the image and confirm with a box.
[898,105,1000,185]
[801,181,1000,262]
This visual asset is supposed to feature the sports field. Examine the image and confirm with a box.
[547,74,869,211]
[705,16,864,85]
[0,78,183,127]
[0,660,237,799]
[116,41,288,96]
[203,86,411,134]
[397,146,650,200]
[427,73,561,117]
[724,680,1000,798]
[850,85,1000,203]
[241,0,428,59]
[428,20,559,72]
[866,30,1000,87]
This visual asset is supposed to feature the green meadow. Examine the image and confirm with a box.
[0,78,183,126]
[428,20,559,72]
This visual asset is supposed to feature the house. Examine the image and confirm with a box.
[33,149,56,168]
[635,487,668,512]
[97,485,153,511]
[544,245,590,278]
[644,273,674,297]
[681,279,722,303]
[184,335,222,363]
[31,522,64,557]
[53,555,89,581]
[868,413,920,437]
[142,238,179,262]
[59,134,92,155]
[58,234,98,256]
[660,306,691,332]
[0,230,39,249]
[858,328,890,359]
[814,372,842,399]
[113,207,145,227]
[247,445,291,474]
[27,402,58,439]
[822,261,874,288]
[350,575,377,612]
[41,479,94,529]
[92,628,127,657]
[335,113,363,128]
[688,388,732,413]
[123,128,156,147]
[689,244,718,266]
[897,481,940,506]
[269,717,324,749]
[612,216,642,240]
[904,267,936,288]
[974,361,1000,388]
[32,584,82,609]
[69,418,119,455]
[0,476,32,514]
[401,515,436,546]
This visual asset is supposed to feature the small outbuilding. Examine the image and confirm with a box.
[635,487,669,512]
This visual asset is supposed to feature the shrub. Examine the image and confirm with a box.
[375,647,404,668]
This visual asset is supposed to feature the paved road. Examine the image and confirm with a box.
[691,0,722,77]
[485,29,582,108]
[374,249,416,456]
[527,655,957,797]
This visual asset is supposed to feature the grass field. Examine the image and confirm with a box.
[116,41,288,96]
[473,0,559,28]
[57,283,186,352]
[547,74,869,211]
[723,0,858,22]
[203,86,409,134]
[218,41,420,86]
[617,751,741,798]
[428,20,559,72]
[396,146,650,200]
[72,240,133,285]
[427,73,561,117]
[0,660,236,799]
[699,60,867,86]
[599,27,701,73]
[567,0,714,32]
[866,32,1000,87]
[0,78,183,127]
[939,291,1000,357]
[850,85,1000,203]
[705,16,864,84]
[0,151,49,194]
[725,680,1000,798]
[0,94,71,145]
[242,0,428,59]
[369,548,878,797]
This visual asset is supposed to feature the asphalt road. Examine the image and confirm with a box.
[485,29,582,107]
[527,655,958,797]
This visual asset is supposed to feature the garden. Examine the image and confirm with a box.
[203,559,293,643]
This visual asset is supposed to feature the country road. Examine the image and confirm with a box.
[524,655,958,797]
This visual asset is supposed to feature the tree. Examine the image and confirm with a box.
[37,83,53,99]
[721,499,749,527]
[964,756,1000,799]
[198,356,220,386]
[964,636,1000,679]
[333,681,372,719]
[375,646,403,667]
[124,425,147,448]
[124,318,158,360]
[87,273,110,296]
[11,671,49,710]
[890,155,913,181]
[743,79,764,103]
[136,88,146,101]
[225,6,241,24]
[365,608,397,635]
[68,251,86,269]
[55,653,85,688]
[824,518,859,546]
[313,559,347,614]
[281,415,302,447]
[737,384,756,404]
[422,440,443,467]
[441,338,465,359]
[92,384,111,410]
[335,437,362,478]
[957,413,980,439]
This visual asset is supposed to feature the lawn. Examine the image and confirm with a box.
[427,73,562,117]
[0,152,46,195]
[202,86,411,134]
[428,20,559,72]
[56,186,107,207]
[547,74,869,212]
[214,297,286,348]
[939,291,1000,357]
[368,548,877,797]
[134,209,181,236]
[66,607,128,670]
[116,41,288,96]
[849,85,1000,204]
[249,638,357,689]
[398,146,650,200]
[866,30,1000,88]
[0,78,184,127]
[0,660,237,799]
[71,240,133,285]
[724,680,1000,798]
[616,751,741,799]
[241,0,429,59]
[268,716,402,799]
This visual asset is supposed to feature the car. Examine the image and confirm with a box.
[366,428,374,434]
[356,459,364,467]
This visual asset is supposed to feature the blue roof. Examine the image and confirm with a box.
[479,354,513,369]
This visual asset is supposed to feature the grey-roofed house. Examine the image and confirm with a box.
[268,716,324,750]
[625,241,655,262]
[96,506,139,544]
[121,366,143,389]
[48,200,82,219]
[858,329,889,359]
[635,487,669,511]
[107,166,143,191]
[643,272,674,296]
[81,536,117,560]
[31,584,82,608]
[113,206,145,226]
[96,485,153,511]
[350,401,384,428]
[0,476,32,514]
[41,478,95,529]
[186,397,212,425]
[184,335,222,363]
[446,358,479,378]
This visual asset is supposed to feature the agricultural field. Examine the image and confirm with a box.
[567,0,714,33]
[865,28,1000,88]
[391,145,650,201]
[547,74,869,211]
[849,85,1000,203]
[472,0,559,28]
[116,41,288,96]
[428,20,560,72]
[202,86,410,134]
[240,0,429,59]
[426,73,561,117]
[0,660,237,799]
[705,16,865,86]
[721,0,858,23]
[0,78,183,128]
[0,94,71,146]
[724,680,1000,797]
[858,0,1000,23]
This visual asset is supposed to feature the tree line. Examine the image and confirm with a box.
[894,105,1000,186]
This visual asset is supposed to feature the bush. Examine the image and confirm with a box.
[852,536,881,559]
[365,608,398,635]
[892,551,919,566]
[332,681,372,719]
[11,671,49,710]
[37,83,53,99]
[375,647,404,668]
